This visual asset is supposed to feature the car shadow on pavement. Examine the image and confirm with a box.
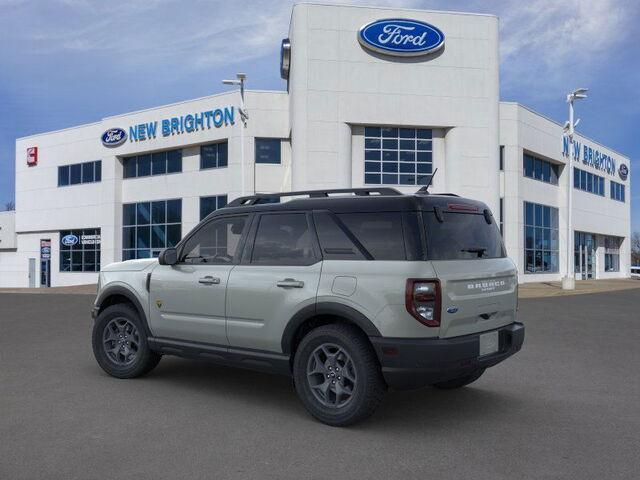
[128,356,527,431]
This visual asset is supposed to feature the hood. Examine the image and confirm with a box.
[101,258,158,272]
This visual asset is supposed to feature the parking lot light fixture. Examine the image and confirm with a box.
[562,87,588,290]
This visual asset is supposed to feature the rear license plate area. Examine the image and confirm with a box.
[479,330,499,357]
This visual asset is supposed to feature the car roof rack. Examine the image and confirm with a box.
[226,187,402,207]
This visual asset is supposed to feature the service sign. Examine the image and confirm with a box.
[358,18,445,57]
[40,239,51,260]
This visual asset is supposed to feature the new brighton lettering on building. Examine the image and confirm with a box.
[102,106,235,147]
[562,136,618,176]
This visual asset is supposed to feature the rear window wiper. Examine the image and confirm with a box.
[461,247,487,258]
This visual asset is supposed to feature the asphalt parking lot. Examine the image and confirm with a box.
[1,289,639,479]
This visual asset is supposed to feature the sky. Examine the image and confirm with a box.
[0,0,638,230]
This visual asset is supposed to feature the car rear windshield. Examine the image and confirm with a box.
[423,211,505,260]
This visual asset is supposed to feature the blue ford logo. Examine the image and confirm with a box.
[358,18,445,57]
[61,234,79,247]
[619,164,628,181]
[101,128,127,147]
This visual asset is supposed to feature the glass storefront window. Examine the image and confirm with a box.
[364,127,432,186]
[59,228,101,272]
[123,199,181,259]
[604,236,621,272]
[523,201,559,273]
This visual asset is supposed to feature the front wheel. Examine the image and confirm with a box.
[92,304,161,379]
[432,369,485,389]
[293,324,386,427]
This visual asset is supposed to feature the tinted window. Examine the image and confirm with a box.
[70,164,82,184]
[182,215,248,264]
[313,212,366,260]
[255,138,281,164]
[523,153,559,185]
[201,142,228,169]
[251,214,315,265]
[200,195,228,221]
[137,154,151,176]
[82,162,94,183]
[423,212,505,260]
[337,212,405,260]
[58,165,70,186]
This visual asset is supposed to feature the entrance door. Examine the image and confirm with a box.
[575,232,595,280]
[40,239,52,287]
[28,258,36,288]
[40,260,51,287]
[148,214,250,345]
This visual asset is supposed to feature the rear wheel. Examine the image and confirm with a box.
[432,369,485,389]
[92,304,161,379]
[293,324,386,426]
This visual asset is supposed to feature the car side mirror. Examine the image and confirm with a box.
[159,247,178,266]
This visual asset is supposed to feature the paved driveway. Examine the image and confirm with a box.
[1,289,639,479]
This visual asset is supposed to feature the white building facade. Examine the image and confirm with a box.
[0,3,631,287]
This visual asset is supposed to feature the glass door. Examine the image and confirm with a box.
[574,232,595,280]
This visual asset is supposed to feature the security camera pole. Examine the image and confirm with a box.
[562,87,588,290]
[222,73,249,196]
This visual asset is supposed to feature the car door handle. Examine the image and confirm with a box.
[198,276,221,285]
[277,278,304,288]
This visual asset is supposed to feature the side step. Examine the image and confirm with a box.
[148,337,292,376]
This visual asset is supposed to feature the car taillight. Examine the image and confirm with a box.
[405,279,441,327]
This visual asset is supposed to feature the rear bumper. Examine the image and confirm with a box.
[370,322,524,390]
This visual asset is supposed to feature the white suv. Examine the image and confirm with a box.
[92,188,524,426]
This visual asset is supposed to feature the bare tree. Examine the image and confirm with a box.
[4,200,14,211]
[632,231,640,266]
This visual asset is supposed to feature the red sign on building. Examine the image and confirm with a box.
[27,147,38,166]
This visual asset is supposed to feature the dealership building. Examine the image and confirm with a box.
[0,3,631,287]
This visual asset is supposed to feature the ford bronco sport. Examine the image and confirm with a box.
[92,188,524,426]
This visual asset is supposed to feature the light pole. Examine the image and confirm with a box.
[562,87,588,290]
[222,73,249,196]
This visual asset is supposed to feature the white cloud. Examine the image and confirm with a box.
[495,0,636,98]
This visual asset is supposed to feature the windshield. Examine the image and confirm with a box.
[423,211,505,260]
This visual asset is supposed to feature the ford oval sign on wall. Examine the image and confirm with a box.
[619,164,629,181]
[61,234,79,247]
[358,18,445,57]
[101,128,127,147]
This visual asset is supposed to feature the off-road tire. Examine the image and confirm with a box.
[92,303,161,379]
[293,324,386,427]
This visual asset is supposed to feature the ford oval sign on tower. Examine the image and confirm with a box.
[101,128,127,147]
[358,18,445,57]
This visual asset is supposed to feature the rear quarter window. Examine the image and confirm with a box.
[423,211,505,260]
[336,212,406,260]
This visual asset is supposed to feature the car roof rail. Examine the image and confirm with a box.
[226,187,402,207]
